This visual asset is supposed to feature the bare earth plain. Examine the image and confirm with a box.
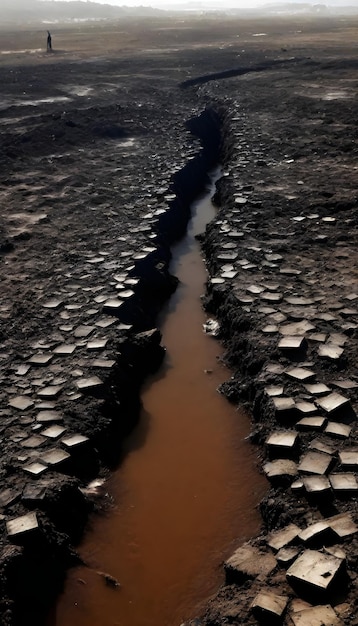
[0,12,358,626]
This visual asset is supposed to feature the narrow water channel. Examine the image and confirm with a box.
[47,171,267,626]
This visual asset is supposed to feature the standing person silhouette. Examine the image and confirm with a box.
[47,31,52,52]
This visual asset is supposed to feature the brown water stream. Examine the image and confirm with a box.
[47,172,267,626]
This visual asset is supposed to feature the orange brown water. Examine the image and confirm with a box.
[47,174,267,626]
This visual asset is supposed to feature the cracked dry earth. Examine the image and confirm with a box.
[0,14,358,626]
[185,30,358,626]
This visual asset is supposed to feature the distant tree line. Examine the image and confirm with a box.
[0,0,164,24]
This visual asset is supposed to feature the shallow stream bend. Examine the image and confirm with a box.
[47,170,267,626]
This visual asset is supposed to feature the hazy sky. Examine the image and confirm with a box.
[0,0,264,8]
[56,0,263,6]
[54,0,358,6]
[2,0,357,9]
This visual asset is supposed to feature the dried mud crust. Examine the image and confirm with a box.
[0,15,358,626]
[189,45,358,626]
[0,46,223,624]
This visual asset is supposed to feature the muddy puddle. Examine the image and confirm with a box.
[46,172,266,626]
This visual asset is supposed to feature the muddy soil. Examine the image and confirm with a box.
[0,13,357,626]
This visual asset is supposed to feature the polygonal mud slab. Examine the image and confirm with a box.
[291,604,343,626]
[8,396,34,411]
[325,422,352,438]
[20,435,46,449]
[328,333,347,346]
[295,402,318,416]
[298,521,335,547]
[28,354,53,366]
[103,298,125,313]
[296,416,327,431]
[42,299,63,309]
[272,397,295,412]
[224,543,277,584]
[91,359,116,369]
[210,277,225,285]
[309,439,336,455]
[15,365,31,376]
[278,336,307,351]
[286,549,345,598]
[74,325,96,338]
[262,324,279,334]
[264,459,298,482]
[86,339,108,351]
[62,434,89,448]
[309,333,327,343]
[324,546,346,560]
[302,475,331,495]
[261,292,282,303]
[340,307,358,317]
[265,386,284,398]
[291,479,304,492]
[53,344,77,355]
[221,270,238,279]
[262,283,281,292]
[23,462,48,477]
[317,393,351,415]
[251,591,289,621]
[75,376,103,391]
[279,321,315,336]
[119,289,134,299]
[316,313,336,322]
[304,383,331,396]
[329,473,358,493]
[327,513,358,538]
[247,284,265,295]
[0,489,21,508]
[338,450,358,468]
[286,367,315,382]
[22,482,48,504]
[41,449,70,466]
[298,451,332,475]
[269,312,287,324]
[259,306,277,315]
[42,425,67,439]
[37,385,63,399]
[280,267,301,276]
[276,546,300,566]
[289,597,312,614]
[332,379,358,390]
[272,397,297,422]
[267,523,301,551]
[318,344,344,360]
[237,294,255,305]
[266,431,298,455]
[285,297,315,306]
[36,410,63,423]
[217,251,238,261]
[6,512,39,538]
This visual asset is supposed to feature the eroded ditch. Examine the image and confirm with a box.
[46,171,266,626]
[0,106,218,625]
[0,105,269,626]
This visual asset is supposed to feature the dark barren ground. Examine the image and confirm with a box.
[0,13,358,626]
